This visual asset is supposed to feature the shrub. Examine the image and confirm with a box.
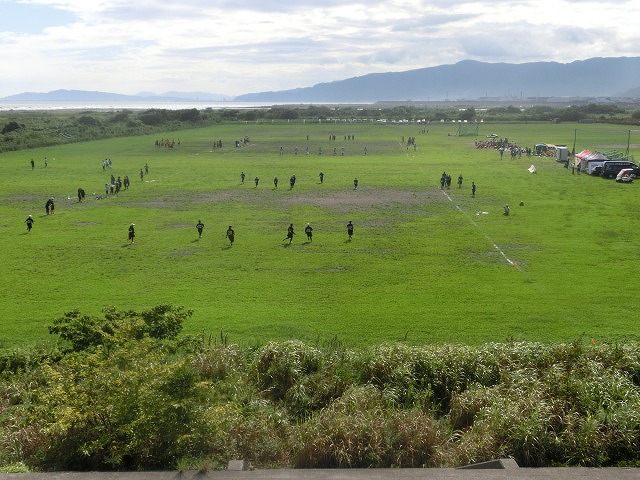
[294,385,447,467]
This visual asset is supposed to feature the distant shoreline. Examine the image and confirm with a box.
[0,101,282,112]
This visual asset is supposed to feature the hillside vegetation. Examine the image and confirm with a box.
[2,308,640,471]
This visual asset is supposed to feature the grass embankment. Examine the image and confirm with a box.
[2,331,640,470]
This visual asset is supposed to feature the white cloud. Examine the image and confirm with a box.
[0,0,638,98]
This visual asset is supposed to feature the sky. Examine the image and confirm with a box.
[1,0,639,99]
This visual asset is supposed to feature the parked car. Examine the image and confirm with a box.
[601,161,640,179]
[616,168,637,183]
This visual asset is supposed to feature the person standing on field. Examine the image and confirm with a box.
[226,226,235,246]
[305,223,313,242]
[128,223,136,243]
[240,172,246,184]
[25,215,34,232]
[347,221,354,240]
[196,220,205,238]
[472,182,477,197]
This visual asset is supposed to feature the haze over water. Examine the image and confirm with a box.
[0,101,290,112]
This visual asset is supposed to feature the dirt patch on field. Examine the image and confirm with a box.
[277,187,437,211]
[191,186,446,213]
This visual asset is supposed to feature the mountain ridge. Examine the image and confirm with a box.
[233,57,640,102]
[1,57,639,104]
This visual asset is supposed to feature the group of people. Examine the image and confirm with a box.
[104,174,131,195]
[283,221,354,244]
[175,220,355,246]
[45,197,55,215]
[440,171,477,196]
[193,221,235,245]
[155,138,179,148]
[240,171,363,191]
[102,163,148,198]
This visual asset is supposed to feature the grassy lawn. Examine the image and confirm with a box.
[1,120,639,349]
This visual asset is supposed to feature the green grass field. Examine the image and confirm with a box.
[1,120,639,349]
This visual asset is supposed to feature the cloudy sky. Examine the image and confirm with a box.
[1,0,638,98]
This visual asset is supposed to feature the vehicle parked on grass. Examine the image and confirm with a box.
[616,168,637,183]
[601,161,640,179]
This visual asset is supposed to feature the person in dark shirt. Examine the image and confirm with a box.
[284,224,295,244]
[128,223,136,243]
[196,220,205,238]
[305,223,313,242]
[347,221,354,240]
[25,215,34,232]
[226,226,235,246]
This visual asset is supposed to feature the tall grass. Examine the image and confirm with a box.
[3,336,640,469]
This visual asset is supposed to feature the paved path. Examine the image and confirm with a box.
[2,468,639,480]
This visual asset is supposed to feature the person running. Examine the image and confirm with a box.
[25,215,34,232]
[353,178,359,190]
[226,226,235,245]
[254,176,259,187]
[284,224,295,244]
[196,220,205,238]
[273,177,278,189]
[457,174,463,188]
[48,198,55,214]
[319,172,324,184]
[472,182,477,197]
[305,223,313,242]
[140,168,144,181]
[240,172,246,184]
[128,223,136,243]
[347,221,354,240]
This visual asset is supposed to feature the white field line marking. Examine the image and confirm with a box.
[441,189,519,267]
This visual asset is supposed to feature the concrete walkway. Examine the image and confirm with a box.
[2,468,639,480]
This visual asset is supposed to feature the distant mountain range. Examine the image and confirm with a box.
[234,57,640,103]
[2,57,640,104]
